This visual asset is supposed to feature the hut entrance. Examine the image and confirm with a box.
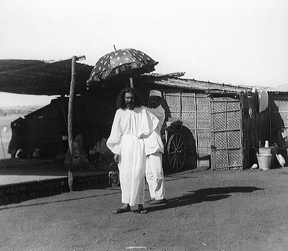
[210,97,243,170]
[162,91,211,170]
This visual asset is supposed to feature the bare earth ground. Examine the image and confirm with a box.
[0,167,288,251]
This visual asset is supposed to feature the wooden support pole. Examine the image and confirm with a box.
[129,77,134,88]
[0,127,6,159]
[66,55,86,191]
[67,56,77,191]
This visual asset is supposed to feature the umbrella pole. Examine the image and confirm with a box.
[129,77,134,88]
[67,55,86,192]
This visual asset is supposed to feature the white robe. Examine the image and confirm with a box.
[107,106,158,206]
[144,105,166,200]
[145,105,165,155]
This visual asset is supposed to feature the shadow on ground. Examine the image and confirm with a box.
[147,186,264,212]
[0,188,121,211]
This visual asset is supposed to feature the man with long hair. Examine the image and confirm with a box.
[107,87,159,214]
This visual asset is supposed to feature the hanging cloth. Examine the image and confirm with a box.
[258,89,268,113]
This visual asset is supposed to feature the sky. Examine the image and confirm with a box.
[0,0,287,107]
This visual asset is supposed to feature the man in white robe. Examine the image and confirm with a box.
[107,87,158,214]
[145,90,166,205]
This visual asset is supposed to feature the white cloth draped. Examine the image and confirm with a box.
[144,105,165,155]
[145,105,166,200]
[258,89,268,113]
[107,106,159,206]
[146,152,165,200]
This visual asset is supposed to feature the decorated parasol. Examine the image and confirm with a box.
[86,46,158,87]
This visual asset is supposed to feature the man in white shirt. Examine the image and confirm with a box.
[145,90,166,205]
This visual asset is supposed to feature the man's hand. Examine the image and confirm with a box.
[114,154,120,163]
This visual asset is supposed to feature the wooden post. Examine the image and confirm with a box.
[66,55,86,191]
[0,127,6,159]
[67,56,77,191]
[129,77,134,88]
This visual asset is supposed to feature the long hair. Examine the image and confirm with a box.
[116,87,142,109]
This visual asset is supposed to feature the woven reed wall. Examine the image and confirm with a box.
[210,97,243,170]
[163,91,210,169]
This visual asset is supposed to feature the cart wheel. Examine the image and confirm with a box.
[167,132,187,172]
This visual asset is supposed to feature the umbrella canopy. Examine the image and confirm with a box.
[86,48,158,84]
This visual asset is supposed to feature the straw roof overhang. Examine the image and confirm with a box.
[137,73,253,94]
[0,59,254,96]
[0,59,93,95]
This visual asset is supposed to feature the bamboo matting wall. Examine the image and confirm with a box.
[163,91,210,169]
[210,97,243,170]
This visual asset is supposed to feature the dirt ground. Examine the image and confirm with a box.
[1,166,288,251]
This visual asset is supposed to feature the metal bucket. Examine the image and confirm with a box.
[258,147,271,154]
[257,154,272,171]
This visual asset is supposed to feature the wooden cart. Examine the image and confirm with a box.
[163,120,187,172]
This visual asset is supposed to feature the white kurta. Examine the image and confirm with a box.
[145,105,165,154]
[107,106,158,206]
[144,105,166,200]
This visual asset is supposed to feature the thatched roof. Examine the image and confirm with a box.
[136,73,253,94]
[0,59,93,95]
[0,59,253,96]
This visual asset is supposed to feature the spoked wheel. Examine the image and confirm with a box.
[167,132,187,172]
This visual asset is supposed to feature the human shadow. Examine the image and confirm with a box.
[0,189,121,211]
[147,186,264,212]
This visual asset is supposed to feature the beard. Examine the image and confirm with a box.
[126,102,135,109]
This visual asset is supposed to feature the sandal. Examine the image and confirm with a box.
[149,198,167,205]
[139,208,148,214]
[133,208,148,214]
[113,205,131,214]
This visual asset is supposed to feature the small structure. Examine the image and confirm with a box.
[0,59,271,171]
[133,74,270,170]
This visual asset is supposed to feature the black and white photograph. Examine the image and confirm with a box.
[0,0,288,250]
